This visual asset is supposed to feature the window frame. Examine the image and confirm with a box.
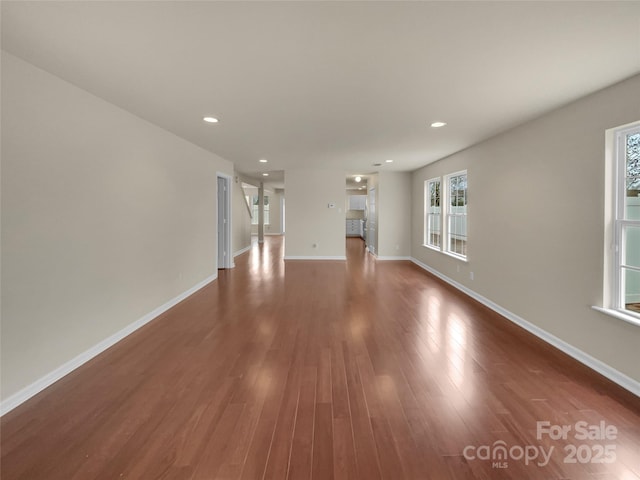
[595,122,640,327]
[612,123,640,319]
[423,170,468,261]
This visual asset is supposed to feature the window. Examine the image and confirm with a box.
[248,194,270,225]
[446,172,468,258]
[425,178,441,248]
[613,124,640,317]
[423,170,467,260]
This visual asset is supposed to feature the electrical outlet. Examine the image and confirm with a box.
[470,271,474,280]
[457,265,460,273]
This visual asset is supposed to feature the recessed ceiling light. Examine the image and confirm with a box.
[262,173,269,177]
[259,159,268,163]
[385,159,394,163]
[430,121,447,128]
[355,176,362,182]
[203,117,219,123]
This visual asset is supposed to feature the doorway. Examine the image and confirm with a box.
[217,174,232,269]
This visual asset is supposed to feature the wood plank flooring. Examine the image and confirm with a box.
[2,236,639,479]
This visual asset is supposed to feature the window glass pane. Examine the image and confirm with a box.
[448,216,456,253]
[250,194,270,225]
[426,179,441,248]
[622,267,640,314]
[623,225,640,269]
[448,215,467,256]
[449,174,467,207]
[430,180,440,207]
[625,132,640,218]
[428,215,440,247]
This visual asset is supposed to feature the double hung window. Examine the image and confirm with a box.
[424,170,467,260]
[612,124,640,317]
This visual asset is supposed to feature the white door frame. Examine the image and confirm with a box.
[216,172,233,269]
[281,196,285,234]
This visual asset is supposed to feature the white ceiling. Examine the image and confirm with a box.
[2,1,640,183]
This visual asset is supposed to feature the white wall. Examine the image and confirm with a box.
[412,74,640,383]
[285,169,346,258]
[0,52,233,403]
[377,171,412,258]
[266,189,284,235]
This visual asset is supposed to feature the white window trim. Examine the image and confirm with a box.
[595,122,640,326]
[422,170,468,262]
[424,177,442,251]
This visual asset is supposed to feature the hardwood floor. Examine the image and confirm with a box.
[2,236,639,479]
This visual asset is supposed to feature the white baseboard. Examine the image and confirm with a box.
[284,256,347,261]
[0,273,218,416]
[410,257,640,398]
[376,256,411,261]
[233,245,252,257]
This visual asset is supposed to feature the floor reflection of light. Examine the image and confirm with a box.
[259,321,273,338]
[250,240,261,273]
[416,290,443,355]
[427,294,442,353]
[620,472,639,480]
[349,314,367,337]
[249,239,274,280]
[447,315,466,349]
[376,374,396,400]
[413,290,443,374]
[254,367,271,395]
[447,314,467,388]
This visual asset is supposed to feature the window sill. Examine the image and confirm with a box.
[422,243,441,253]
[421,244,468,262]
[591,306,640,327]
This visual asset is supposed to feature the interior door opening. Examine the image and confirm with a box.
[217,174,232,269]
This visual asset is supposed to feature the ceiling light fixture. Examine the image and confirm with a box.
[355,176,362,182]
[262,173,269,177]
[259,159,268,163]
[385,159,394,163]
[430,121,447,128]
[203,116,219,123]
